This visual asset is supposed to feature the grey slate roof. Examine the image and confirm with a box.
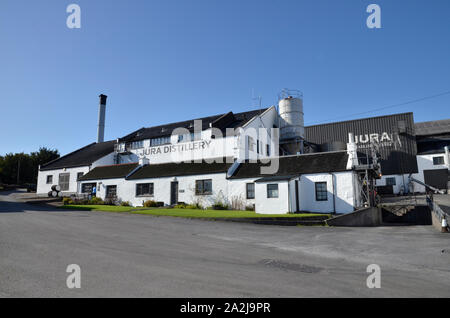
[40,141,116,171]
[229,151,349,179]
[78,163,139,181]
[119,109,268,143]
[415,119,450,137]
[127,158,233,180]
[77,153,350,182]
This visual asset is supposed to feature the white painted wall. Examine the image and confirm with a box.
[298,172,355,214]
[376,153,449,194]
[375,174,409,194]
[411,153,449,193]
[254,181,290,214]
[37,166,90,195]
[37,153,115,195]
[117,107,279,165]
[81,173,231,208]
[79,170,357,214]
[228,178,258,210]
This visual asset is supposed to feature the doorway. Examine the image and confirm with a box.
[170,182,179,205]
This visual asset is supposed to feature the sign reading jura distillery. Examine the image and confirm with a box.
[138,140,212,157]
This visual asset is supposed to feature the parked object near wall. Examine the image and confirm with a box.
[48,185,63,198]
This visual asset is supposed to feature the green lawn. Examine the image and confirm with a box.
[60,205,327,219]
[59,205,146,212]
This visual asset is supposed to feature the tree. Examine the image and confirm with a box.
[0,147,59,185]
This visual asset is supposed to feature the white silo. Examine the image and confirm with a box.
[278,90,304,155]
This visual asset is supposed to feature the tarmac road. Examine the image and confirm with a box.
[1,190,449,297]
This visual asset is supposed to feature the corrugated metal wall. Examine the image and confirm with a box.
[305,113,418,175]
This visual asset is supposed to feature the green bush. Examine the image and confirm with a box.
[143,200,158,207]
[245,204,255,211]
[212,202,229,210]
[174,203,187,209]
[89,197,104,205]
[62,197,74,205]
[120,201,131,207]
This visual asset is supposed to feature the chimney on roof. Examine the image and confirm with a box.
[97,94,107,143]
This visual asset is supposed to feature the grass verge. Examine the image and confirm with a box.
[60,205,328,219]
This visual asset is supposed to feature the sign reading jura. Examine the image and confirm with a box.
[138,140,212,157]
[354,132,401,148]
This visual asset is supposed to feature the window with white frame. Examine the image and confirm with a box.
[106,185,117,198]
[433,156,445,165]
[130,140,144,149]
[195,179,212,195]
[58,173,70,191]
[267,184,279,198]
[247,136,255,151]
[246,183,255,199]
[136,183,154,196]
[386,177,396,186]
[315,182,327,201]
[46,175,53,184]
[150,136,171,147]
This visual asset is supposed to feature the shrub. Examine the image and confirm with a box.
[120,201,131,207]
[104,198,118,206]
[174,203,187,209]
[212,202,229,210]
[62,197,74,205]
[89,197,104,205]
[245,204,255,211]
[143,200,158,208]
[186,203,202,209]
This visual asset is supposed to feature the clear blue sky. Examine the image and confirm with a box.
[1,0,449,156]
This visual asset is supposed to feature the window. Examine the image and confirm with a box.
[77,172,84,181]
[46,175,53,184]
[257,140,260,154]
[315,182,328,201]
[195,179,212,195]
[58,173,70,191]
[386,177,396,186]
[136,183,154,196]
[150,136,171,147]
[106,185,117,198]
[266,144,270,156]
[246,183,255,199]
[433,156,445,165]
[81,183,97,194]
[267,184,279,198]
[130,140,144,149]
[247,136,255,151]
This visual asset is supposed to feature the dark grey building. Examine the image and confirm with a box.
[305,113,418,175]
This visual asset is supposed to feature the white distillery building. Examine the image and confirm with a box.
[77,151,361,214]
[37,92,370,214]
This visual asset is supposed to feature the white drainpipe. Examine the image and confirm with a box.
[444,146,450,170]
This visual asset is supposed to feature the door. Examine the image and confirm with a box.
[295,180,300,212]
[424,169,448,190]
[170,182,179,205]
